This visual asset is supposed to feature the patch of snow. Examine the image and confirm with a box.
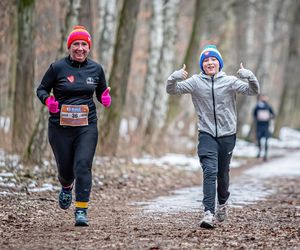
[135,150,300,213]
[0,172,14,177]
[133,153,200,170]
[28,183,59,192]
[0,116,10,133]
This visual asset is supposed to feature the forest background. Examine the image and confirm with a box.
[0,0,299,166]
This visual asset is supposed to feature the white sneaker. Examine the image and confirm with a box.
[200,211,215,228]
[215,203,228,222]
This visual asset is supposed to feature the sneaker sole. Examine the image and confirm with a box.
[60,204,71,210]
[215,217,226,222]
[75,221,89,227]
[200,221,215,229]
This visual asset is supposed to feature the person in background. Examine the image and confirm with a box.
[36,25,111,226]
[253,94,275,161]
[166,45,260,228]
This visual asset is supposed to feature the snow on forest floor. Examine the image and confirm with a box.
[0,127,300,249]
[0,127,300,195]
[0,151,299,249]
[132,151,300,213]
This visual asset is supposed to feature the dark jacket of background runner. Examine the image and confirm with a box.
[253,100,275,139]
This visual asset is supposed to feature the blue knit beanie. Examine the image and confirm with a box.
[199,45,223,72]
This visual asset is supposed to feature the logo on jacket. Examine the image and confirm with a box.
[67,75,75,83]
[86,77,97,85]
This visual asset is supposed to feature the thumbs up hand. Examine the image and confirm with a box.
[181,64,188,79]
[101,87,111,108]
[45,95,60,113]
[172,64,188,80]
[237,62,252,79]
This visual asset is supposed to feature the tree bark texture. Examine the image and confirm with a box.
[274,0,300,135]
[78,0,93,34]
[166,0,209,125]
[12,0,35,154]
[145,0,180,147]
[97,0,118,76]
[99,0,141,156]
[58,0,81,57]
[137,0,164,134]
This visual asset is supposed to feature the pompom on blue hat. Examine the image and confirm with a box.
[199,45,223,72]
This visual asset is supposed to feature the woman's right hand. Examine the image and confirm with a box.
[45,96,60,113]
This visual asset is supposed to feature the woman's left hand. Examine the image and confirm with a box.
[101,87,111,108]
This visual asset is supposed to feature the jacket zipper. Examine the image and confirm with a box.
[211,76,218,137]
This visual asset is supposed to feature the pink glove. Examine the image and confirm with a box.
[101,87,111,108]
[45,96,60,113]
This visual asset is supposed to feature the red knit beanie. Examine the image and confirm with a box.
[67,25,92,49]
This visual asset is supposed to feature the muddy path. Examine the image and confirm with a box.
[1,156,299,250]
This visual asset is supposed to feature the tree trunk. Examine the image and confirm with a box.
[78,0,93,32]
[274,0,300,135]
[144,0,180,149]
[97,0,118,76]
[25,0,82,164]
[24,107,49,163]
[95,0,118,155]
[99,0,141,156]
[12,0,35,154]
[78,0,94,57]
[0,1,17,143]
[0,1,17,115]
[57,0,81,57]
[137,0,164,135]
[233,0,256,137]
[246,0,295,139]
[167,0,208,124]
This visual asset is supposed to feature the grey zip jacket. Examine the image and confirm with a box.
[166,68,260,137]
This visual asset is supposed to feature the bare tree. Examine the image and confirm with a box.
[274,0,300,135]
[137,0,164,136]
[78,0,93,32]
[99,0,141,156]
[97,0,118,76]
[0,1,17,145]
[144,0,180,148]
[57,0,81,57]
[12,0,35,154]
[243,0,296,140]
[0,1,16,115]
[167,0,208,124]
[25,0,82,163]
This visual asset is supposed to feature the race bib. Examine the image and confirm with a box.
[257,110,270,121]
[60,105,89,126]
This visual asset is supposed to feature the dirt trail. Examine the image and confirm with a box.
[1,157,299,250]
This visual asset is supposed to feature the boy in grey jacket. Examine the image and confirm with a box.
[166,45,260,228]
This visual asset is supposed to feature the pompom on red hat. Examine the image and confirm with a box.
[67,25,92,49]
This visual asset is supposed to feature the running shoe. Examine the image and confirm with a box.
[58,189,72,210]
[215,202,228,222]
[75,208,89,227]
[200,210,215,228]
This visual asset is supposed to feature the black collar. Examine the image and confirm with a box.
[67,56,88,68]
